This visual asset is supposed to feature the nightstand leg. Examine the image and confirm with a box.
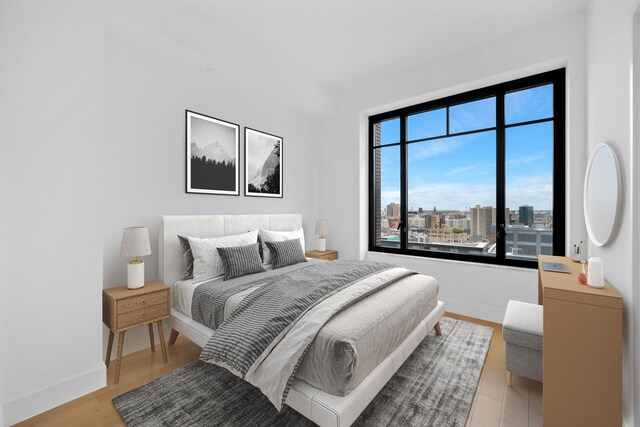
[157,321,168,363]
[148,323,155,352]
[168,329,179,346]
[105,331,114,368]
[114,331,126,384]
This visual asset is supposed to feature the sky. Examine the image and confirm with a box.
[377,84,554,212]
[190,114,237,160]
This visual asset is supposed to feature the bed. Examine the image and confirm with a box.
[159,214,445,427]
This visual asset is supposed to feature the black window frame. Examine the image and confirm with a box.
[368,68,566,269]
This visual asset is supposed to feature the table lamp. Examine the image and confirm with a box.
[315,219,328,252]
[120,226,151,289]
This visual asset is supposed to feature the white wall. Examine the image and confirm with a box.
[0,2,105,426]
[0,4,329,425]
[319,12,588,323]
[102,15,325,356]
[635,12,640,427]
[586,0,640,424]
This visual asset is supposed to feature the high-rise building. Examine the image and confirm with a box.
[470,205,493,238]
[519,205,534,227]
[409,215,426,228]
[447,218,470,229]
[491,207,511,226]
[374,124,382,245]
[427,214,440,229]
[386,202,400,218]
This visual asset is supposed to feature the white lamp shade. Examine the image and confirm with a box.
[120,227,151,258]
[315,219,328,237]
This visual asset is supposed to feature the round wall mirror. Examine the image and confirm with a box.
[583,143,622,246]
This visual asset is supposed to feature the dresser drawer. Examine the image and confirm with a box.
[118,291,167,314]
[117,303,169,330]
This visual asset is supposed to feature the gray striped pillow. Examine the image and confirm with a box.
[264,238,308,269]
[216,243,266,280]
[177,235,194,280]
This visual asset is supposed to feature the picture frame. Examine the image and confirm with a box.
[186,110,239,196]
[244,127,283,198]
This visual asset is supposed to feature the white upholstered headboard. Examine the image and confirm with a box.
[159,214,303,286]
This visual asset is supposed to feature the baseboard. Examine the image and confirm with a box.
[443,297,506,324]
[2,365,106,426]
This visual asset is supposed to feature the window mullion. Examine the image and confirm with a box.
[496,91,506,261]
[400,116,408,252]
[368,120,376,251]
[446,106,450,135]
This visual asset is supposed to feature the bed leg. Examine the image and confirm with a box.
[434,322,442,336]
[168,329,179,346]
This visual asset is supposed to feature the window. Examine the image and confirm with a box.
[369,69,565,268]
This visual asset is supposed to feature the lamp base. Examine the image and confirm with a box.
[127,261,145,289]
[318,237,326,252]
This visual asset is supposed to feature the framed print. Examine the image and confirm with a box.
[186,110,239,195]
[245,127,283,198]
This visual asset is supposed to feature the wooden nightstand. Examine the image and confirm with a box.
[305,250,339,261]
[103,281,170,383]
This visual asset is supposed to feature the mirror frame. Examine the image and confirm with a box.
[583,142,622,246]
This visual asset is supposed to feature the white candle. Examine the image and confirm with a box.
[587,257,604,289]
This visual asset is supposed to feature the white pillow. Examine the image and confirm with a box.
[259,228,305,265]
[188,230,258,281]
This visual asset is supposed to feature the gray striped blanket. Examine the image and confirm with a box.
[191,260,321,329]
[199,260,416,410]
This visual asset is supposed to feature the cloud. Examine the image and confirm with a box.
[443,163,484,177]
[506,85,553,120]
[379,173,553,212]
[405,181,495,211]
[505,175,553,210]
[505,150,551,168]
[408,138,463,161]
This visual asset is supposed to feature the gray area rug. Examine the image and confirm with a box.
[114,317,492,426]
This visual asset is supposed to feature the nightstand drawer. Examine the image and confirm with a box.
[117,303,169,330]
[118,291,167,314]
[305,250,338,261]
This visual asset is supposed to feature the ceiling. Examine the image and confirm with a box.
[109,0,588,116]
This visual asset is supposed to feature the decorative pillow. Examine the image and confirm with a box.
[177,235,194,280]
[188,230,259,281]
[259,228,305,265]
[216,243,266,280]
[265,238,308,269]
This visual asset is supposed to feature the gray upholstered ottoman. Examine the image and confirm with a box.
[502,300,543,383]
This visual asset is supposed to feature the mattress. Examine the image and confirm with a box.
[173,268,439,396]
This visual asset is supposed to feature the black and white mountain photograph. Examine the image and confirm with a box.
[245,127,283,198]
[186,110,239,195]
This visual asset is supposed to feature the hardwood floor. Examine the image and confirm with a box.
[16,313,541,427]
[446,313,543,427]
[15,337,201,427]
